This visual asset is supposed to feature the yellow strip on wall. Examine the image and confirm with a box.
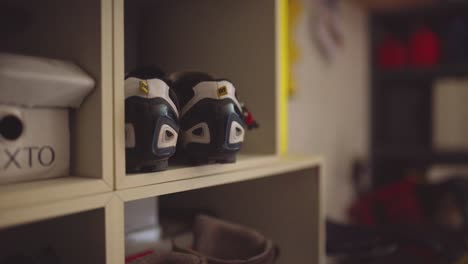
[279,0,302,154]
[279,0,289,154]
[288,0,302,97]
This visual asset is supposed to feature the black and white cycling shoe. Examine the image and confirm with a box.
[125,67,179,173]
[170,72,246,164]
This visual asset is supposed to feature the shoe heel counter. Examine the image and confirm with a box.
[125,97,179,171]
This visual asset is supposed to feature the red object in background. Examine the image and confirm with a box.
[349,177,426,227]
[125,250,155,263]
[377,35,408,68]
[409,27,440,67]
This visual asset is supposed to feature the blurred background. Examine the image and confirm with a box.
[288,0,468,263]
[2,0,468,263]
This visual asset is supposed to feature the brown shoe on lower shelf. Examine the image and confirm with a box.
[127,251,206,264]
[173,215,279,264]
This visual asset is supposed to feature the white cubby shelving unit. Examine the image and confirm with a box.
[0,0,113,210]
[0,0,324,263]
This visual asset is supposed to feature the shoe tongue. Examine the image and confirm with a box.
[193,215,267,260]
[126,66,166,80]
[170,72,215,108]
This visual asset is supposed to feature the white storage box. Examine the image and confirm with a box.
[125,198,162,255]
[0,53,95,184]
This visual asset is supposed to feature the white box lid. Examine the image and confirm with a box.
[0,53,95,108]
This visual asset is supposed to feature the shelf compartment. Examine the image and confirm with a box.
[115,160,322,264]
[0,193,119,264]
[371,2,468,75]
[0,209,105,264]
[433,78,468,152]
[113,0,281,189]
[373,80,432,150]
[0,0,114,195]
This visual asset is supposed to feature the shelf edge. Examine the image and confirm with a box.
[0,177,111,210]
[117,155,322,201]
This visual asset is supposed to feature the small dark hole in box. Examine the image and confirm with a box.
[0,115,24,141]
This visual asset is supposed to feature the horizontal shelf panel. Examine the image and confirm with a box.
[375,66,468,82]
[371,1,468,17]
[374,149,468,163]
[0,177,111,210]
[0,192,112,229]
[117,155,322,201]
[119,155,281,190]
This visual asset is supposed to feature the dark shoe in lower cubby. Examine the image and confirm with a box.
[127,251,206,264]
[173,215,279,264]
[125,67,180,173]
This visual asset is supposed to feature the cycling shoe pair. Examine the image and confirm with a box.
[124,67,256,173]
